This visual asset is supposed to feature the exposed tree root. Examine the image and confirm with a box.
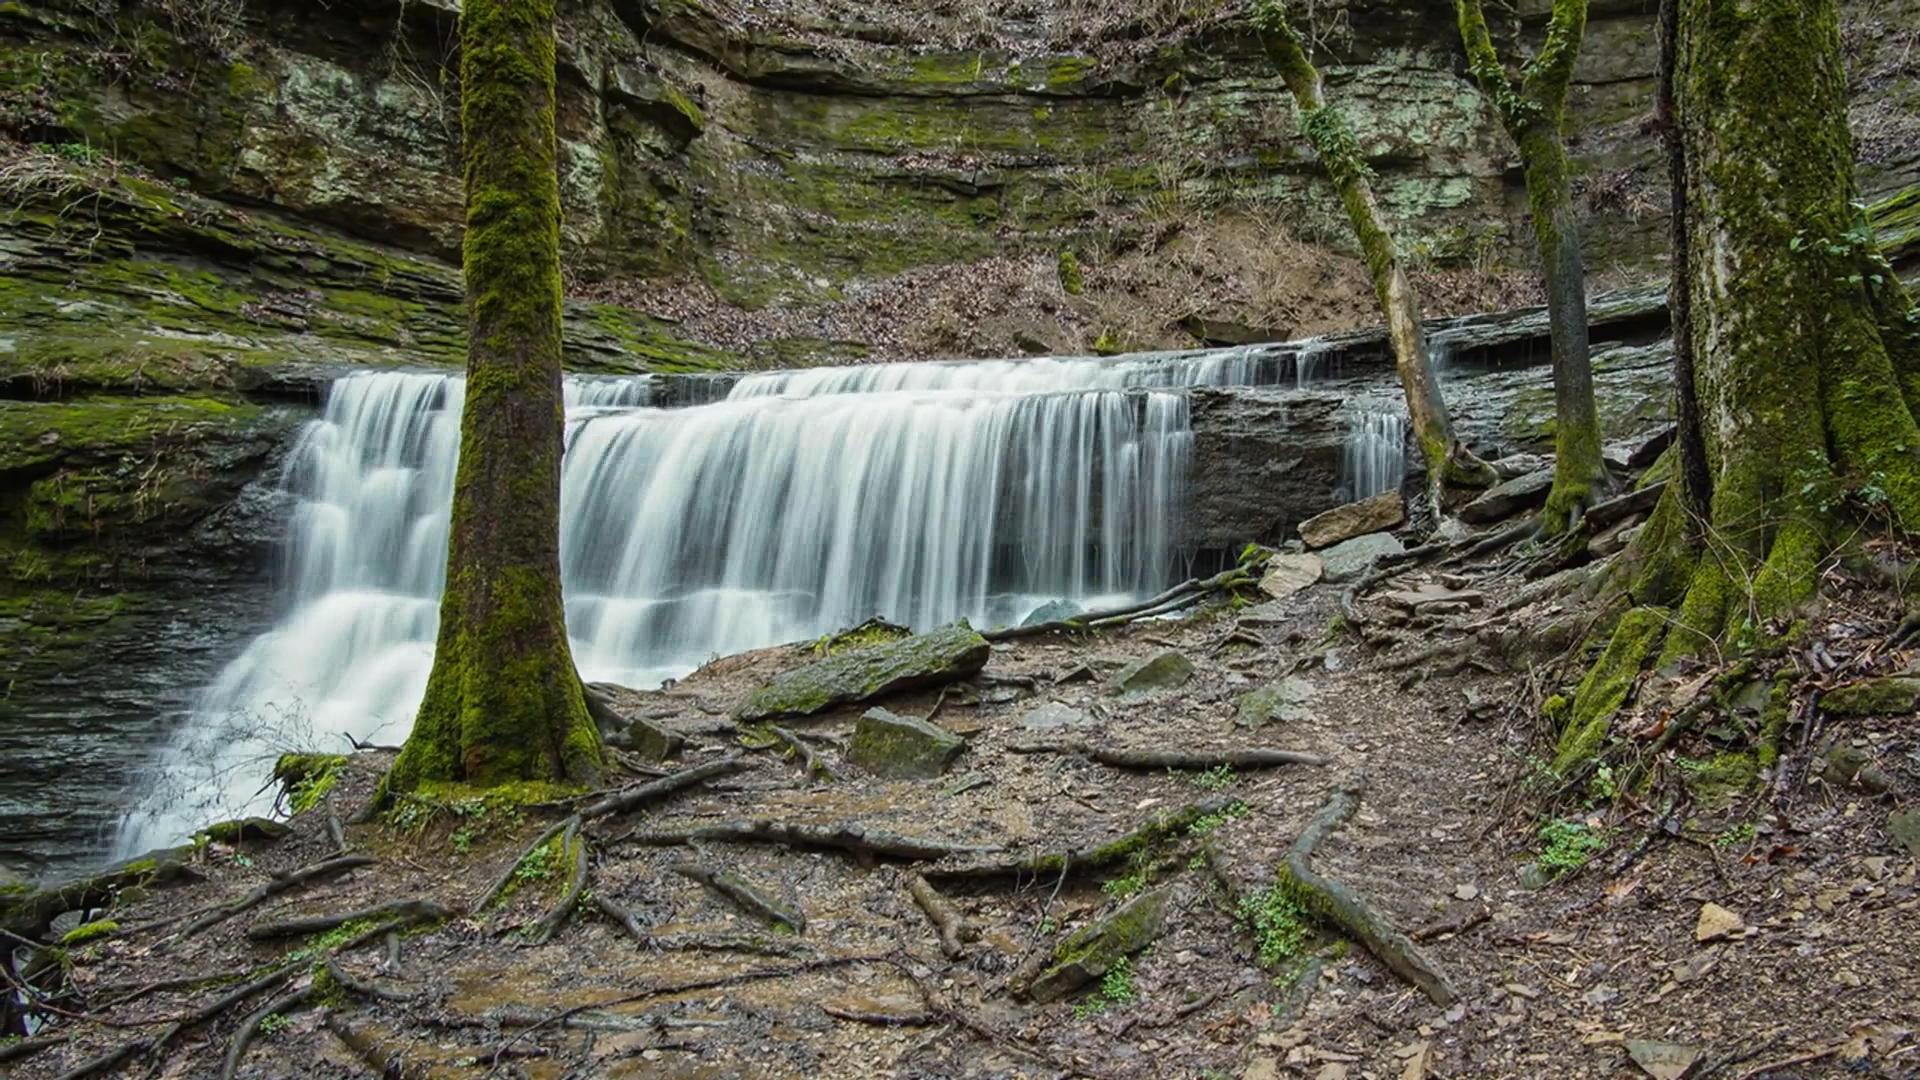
[245,898,450,941]
[821,1003,936,1026]
[1006,741,1329,770]
[65,963,304,1080]
[578,756,752,819]
[982,565,1258,642]
[220,984,314,1080]
[326,959,418,1003]
[1448,516,1542,565]
[476,816,575,913]
[527,820,589,945]
[906,873,969,958]
[325,1013,432,1080]
[172,853,377,943]
[768,725,843,782]
[924,796,1236,881]
[628,820,1002,861]
[53,1039,145,1080]
[0,1034,66,1065]
[670,860,806,932]
[1280,775,1458,1006]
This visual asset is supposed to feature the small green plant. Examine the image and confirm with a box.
[1715,821,1758,849]
[1192,765,1237,791]
[33,141,104,165]
[1072,955,1138,1019]
[1537,818,1606,874]
[451,826,479,854]
[257,1012,291,1037]
[1236,883,1309,967]
[1586,763,1619,803]
[514,838,562,884]
[1188,801,1252,836]
[1103,869,1148,899]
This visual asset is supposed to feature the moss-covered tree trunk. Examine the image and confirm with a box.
[1557,0,1920,769]
[1455,0,1608,535]
[1253,1,1495,508]
[387,0,603,794]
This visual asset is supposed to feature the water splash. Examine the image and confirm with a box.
[1340,401,1408,503]
[115,349,1264,850]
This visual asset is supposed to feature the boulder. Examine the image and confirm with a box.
[1319,532,1407,583]
[849,707,965,779]
[1104,650,1194,698]
[737,623,990,721]
[1300,491,1405,549]
[1021,599,1083,627]
[1026,887,1171,1003]
[1458,468,1555,524]
[1233,676,1317,728]
[1018,701,1098,733]
[1821,677,1920,716]
[1258,553,1323,600]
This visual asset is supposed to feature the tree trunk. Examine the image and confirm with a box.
[387,0,602,794]
[1454,0,1607,534]
[1657,0,1713,527]
[1573,0,1920,754]
[1253,4,1494,508]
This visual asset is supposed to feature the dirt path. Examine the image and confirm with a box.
[7,551,1919,1080]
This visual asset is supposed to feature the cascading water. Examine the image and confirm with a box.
[1340,401,1409,502]
[115,351,1264,851]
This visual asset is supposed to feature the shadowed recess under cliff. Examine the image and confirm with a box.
[114,348,1385,850]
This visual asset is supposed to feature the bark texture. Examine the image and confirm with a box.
[388,0,602,793]
[1576,0,1920,764]
[1454,0,1607,534]
[1253,1,1493,506]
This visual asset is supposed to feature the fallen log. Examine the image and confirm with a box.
[670,861,806,932]
[3,845,198,941]
[1006,741,1329,770]
[1278,775,1457,1006]
[924,796,1236,881]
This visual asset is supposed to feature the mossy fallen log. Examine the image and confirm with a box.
[0,845,198,941]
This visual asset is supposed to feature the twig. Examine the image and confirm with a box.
[1007,741,1329,770]
[670,860,805,931]
[1409,904,1492,943]
[593,893,652,941]
[1279,774,1458,1006]
[821,1004,936,1025]
[245,898,450,941]
[220,985,314,1080]
[906,873,968,958]
[1734,1043,1844,1080]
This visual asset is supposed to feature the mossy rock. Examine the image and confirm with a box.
[1104,650,1194,699]
[1233,676,1317,728]
[848,707,964,779]
[1821,677,1920,716]
[1027,887,1170,1004]
[737,623,990,721]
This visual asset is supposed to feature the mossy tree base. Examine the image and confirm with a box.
[387,0,603,796]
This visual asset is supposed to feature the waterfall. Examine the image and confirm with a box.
[1340,401,1408,502]
[114,351,1258,851]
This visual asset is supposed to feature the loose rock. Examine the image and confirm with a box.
[737,623,990,720]
[1259,553,1324,600]
[1018,701,1098,733]
[1694,902,1744,943]
[1105,650,1194,698]
[1320,533,1408,583]
[1021,599,1083,627]
[849,707,965,779]
[1458,468,1554,524]
[1233,676,1317,728]
[1026,887,1170,1003]
[1300,491,1405,549]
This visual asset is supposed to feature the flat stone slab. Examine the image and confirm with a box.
[849,707,965,779]
[1259,552,1323,600]
[1459,468,1554,524]
[1301,490,1406,549]
[737,623,990,721]
[1104,650,1194,698]
[1380,583,1486,612]
[1018,701,1098,733]
[1233,676,1317,728]
[1319,532,1407,583]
